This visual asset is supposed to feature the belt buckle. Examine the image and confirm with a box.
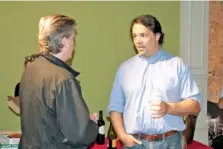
[162,133,165,140]
[138,133,141,140]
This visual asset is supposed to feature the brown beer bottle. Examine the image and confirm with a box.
[107,122,117,149]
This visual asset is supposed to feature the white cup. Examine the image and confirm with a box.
[148,89,163,115]
[149,89,162,102]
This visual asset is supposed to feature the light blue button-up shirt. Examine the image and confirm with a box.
[107,49,201,135]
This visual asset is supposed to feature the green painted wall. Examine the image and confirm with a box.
[0,1,180,131]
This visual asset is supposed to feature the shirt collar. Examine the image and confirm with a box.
[138,48,164,64]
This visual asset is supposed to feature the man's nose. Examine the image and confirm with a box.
[135,37,142,44]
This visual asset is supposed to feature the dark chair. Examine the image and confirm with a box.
[183,115,198,145]
[211,135,223,149]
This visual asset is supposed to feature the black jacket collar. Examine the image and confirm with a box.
[41,53,80,77]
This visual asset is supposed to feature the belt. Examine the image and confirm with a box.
[133,130,178,141]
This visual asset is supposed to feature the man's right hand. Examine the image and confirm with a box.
[90,112,98,123]
[120,134,142,147]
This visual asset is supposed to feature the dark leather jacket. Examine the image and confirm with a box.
[19,53,98,149]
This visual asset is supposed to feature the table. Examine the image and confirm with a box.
[89,139,122,149]
[187,140,213,149]
[90,139,212,149]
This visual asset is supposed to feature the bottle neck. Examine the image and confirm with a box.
[99,111,103,120]
[109,122,112,129]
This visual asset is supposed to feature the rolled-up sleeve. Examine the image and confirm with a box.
[107,68,125,115]
[179,60,201,106]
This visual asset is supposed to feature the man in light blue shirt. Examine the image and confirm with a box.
[107,14,201,149]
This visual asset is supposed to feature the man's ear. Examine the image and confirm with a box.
[155,33,161,42]
[61,37,68,48]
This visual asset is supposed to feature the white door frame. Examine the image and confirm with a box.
[180,1,209,145]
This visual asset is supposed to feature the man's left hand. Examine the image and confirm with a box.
[149,101,168,118]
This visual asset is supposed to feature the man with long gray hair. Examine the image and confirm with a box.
[18,14,98,149]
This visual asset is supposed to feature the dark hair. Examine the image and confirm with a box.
[130,14,164,46]
[38,14,77,54]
